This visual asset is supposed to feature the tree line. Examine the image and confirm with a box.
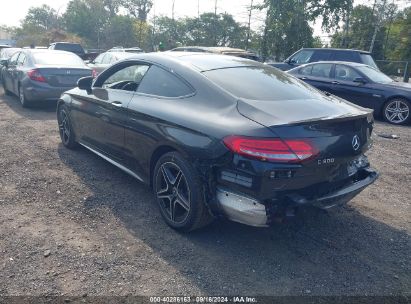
[0,0,410,62]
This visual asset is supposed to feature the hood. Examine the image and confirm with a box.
[237,94,372,128]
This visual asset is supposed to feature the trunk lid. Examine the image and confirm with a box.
[35,66,92,87]
[237,96,374,168]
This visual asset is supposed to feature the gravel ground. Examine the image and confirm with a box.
[0,87,410,297]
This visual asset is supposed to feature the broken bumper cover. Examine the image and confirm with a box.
[216,168,378,227]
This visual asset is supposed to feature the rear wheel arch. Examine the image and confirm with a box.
[150,145,178,187]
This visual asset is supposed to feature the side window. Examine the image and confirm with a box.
[334,51,356,62]
[299,65,313,76]
[101,64,150,90]
[290,50,314,64]
[335,65,361,82]
[310,50,333,62]
[311,63,333,78]
[9,52,20,65]
[102,54,112,64]
[17,53,26,66]
[137,65,194,98]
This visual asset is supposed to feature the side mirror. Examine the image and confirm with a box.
[77,76,93,94]
[353,77,367,84]
[0,59,8,67]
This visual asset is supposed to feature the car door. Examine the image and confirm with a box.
[71,62,149,162]
[331,64,380,109]
[4,52,20,94]
[295,63,334,93]
[124,64,195,180]
[15,52,27,89]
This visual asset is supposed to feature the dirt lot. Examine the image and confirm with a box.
[0,87,410,297]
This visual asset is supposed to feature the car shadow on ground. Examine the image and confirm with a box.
[57,144,410,296]
[0,88,57,120]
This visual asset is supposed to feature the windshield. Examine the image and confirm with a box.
[359,54,378,69]
[203,66,323,101]
[33,52,86,67]
[357,66,393,84]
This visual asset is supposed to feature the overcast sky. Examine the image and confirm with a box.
[1,0,409,38]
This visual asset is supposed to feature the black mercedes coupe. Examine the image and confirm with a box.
[57,52,378,231]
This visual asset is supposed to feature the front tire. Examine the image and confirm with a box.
[153,152,213,232]
[383,98,411,125]
[57,104,78,149]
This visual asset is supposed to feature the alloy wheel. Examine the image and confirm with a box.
[155,162,191,224]
[58,109,71,145]
[384,99,410,124]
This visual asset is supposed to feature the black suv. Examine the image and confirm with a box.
[49,42,85,59]
[268,48,378,71]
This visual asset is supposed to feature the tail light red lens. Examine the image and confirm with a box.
[27,69,46,83]
[92,69,98,78]
[223,136,318,163]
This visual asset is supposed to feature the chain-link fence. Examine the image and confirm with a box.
[376,60,410,82]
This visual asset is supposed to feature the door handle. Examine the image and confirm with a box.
[111,101,123,107]
[300,77,307,80]
[332,81,340,84]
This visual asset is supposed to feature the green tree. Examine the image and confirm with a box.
[63,0,110,47]
[122,0,153,22]
[23,5,58,31]
[260,0,355,61]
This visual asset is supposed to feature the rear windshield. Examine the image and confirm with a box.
[359,54,378,69]
[1,48,20,58]
[54,43,84,54]
[203,66,322,101]
[32,52,86,66]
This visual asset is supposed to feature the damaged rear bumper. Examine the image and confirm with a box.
[215,168,378,227]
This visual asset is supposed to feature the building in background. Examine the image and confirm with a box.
[0,29,16,46]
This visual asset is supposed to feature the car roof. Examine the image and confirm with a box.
[300,47,371,54]
[298,61,371,68]
[171,46,256,55]
[23,49,82,56]
[122,51,264,72]
[105,51,138,58]
[51,42,81,45]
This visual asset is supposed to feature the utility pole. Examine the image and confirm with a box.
[172,0,176,20]
[198,0,200,18]
[213,0,218,45]
[245,0,254,50]
[369,0,387,53]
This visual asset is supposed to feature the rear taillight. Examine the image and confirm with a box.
[27,69,46,82]
[92,69,98,78]
[223,136,318,163]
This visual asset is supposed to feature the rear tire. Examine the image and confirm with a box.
[19,86,32,108]
[153,152,213,232]
[57,104,78,149]
[383,98,411,125]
